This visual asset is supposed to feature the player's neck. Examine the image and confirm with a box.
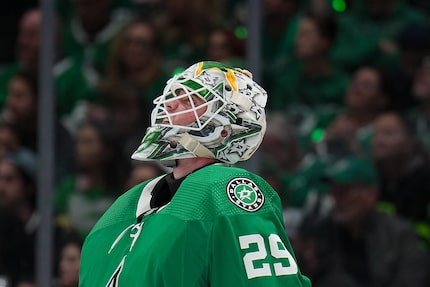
[173,158,220,179]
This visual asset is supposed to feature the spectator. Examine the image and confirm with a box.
[329,65,390,154]
[259,112,330,240]
[1,70,74,180]
[342,66,390,129]
[396,23,430,83]
[0,148,72,285]
[0,208,32,287]
[206,27,246,68]
[384,23,430,112]
[260,112,302,191]
[154,0,223,73]
[372,111,430,245]
[0,149,37,230]
[271,11,349,111]
[297,156,429,287]
[0,122,22,157]
[55,0,134,116]
[0,8,41,108]
[102,20,167,105]
[279,114,364,220]
[0,149,38,281]
[100,20,170,133]
[60,0,134,74]
[332,0,427,72]
[0,1,38,63]
[54,121,125,238]
[72,20,172,163]
[409,55,430,152]
[262,0,300,99]
[53,234,83,287]
[296,65,390,155]
[313,115,363,161]
[1,71,38,151]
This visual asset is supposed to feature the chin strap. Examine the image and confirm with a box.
[178,133,216,158]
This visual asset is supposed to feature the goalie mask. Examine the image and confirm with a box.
[131,61,267,165]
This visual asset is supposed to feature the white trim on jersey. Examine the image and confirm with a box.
[135,175,167,219]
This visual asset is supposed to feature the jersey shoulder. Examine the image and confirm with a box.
[164,164,282,220]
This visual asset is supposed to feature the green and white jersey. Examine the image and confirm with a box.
[79,164,311,287]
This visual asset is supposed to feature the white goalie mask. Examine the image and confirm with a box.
[131,61,267,165]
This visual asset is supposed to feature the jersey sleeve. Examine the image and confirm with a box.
[208,187,311,287]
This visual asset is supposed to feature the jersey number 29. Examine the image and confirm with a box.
[239,234,298,279]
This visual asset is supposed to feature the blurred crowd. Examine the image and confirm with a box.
[0,0,430,286]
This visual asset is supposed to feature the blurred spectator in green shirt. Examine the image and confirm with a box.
[296,155,430,287]
[293,65,390,154]
[271,11,349,111]
[332,0,427,73]
[55,0,134,116]
[55,121,125,238]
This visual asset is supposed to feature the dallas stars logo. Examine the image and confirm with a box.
[226,178,265,212]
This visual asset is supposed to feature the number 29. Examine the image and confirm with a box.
[239,234,298,279]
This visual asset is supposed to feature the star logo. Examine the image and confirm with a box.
[226,139,249,157]
[226,178,265,212]
[236,185,255,203]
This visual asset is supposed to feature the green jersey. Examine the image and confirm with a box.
[79,164,311,287]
